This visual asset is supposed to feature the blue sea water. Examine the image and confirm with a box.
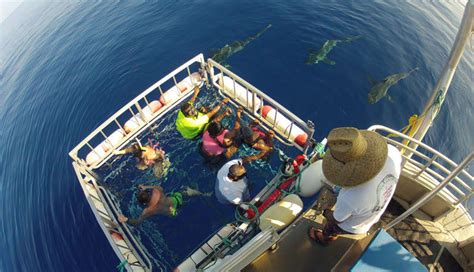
[1,1,472,271]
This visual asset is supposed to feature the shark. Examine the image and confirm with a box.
[306,35,362,65]
[210,24,272,67]
[182,186,213,197]
[367,67,419,104]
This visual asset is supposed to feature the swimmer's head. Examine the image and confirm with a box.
[137,189,153,205]
[181,103,197,118]
[223,130,237,147]
[228,162,247,181]
[241,126,258,145]
[208,121,224,138]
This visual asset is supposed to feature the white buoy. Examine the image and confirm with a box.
[159,86,182,105]
[298,160,326,197]
[259,194,303,231]
[261,105,308,147]
[219,76,262,113]
[101,129,125,152]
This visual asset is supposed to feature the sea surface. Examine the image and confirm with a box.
[1,1,473,271]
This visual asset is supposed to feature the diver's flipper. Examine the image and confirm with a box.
[323,58,336,65]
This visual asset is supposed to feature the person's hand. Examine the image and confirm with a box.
[237,106,244,114]
[225,108,233,116]
[242,156,252,164]
[118,215,128,223]
[267,130,275,138]
[251,119,260,127]
[113,150,124,155]
[138,184,145,190]
[222,97,230,104]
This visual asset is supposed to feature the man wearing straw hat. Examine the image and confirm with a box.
[309,127,402,245]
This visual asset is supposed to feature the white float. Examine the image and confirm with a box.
[85,129,126,165]
[100,129,125,152]
[123,116,146,134]
[178,72,202,93]
[261,105,308,147]
[85,146,107,166]
[298,159,326,197]
[159,86,182,105]
[219,75,262,113]
[159,73,203,105]
[259,194,303,231]
[142,100,162,120]
[123,100,162,134]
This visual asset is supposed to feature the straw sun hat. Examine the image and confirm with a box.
[322,127,388,187]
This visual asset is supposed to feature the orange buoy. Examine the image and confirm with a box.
[261,105,308,147]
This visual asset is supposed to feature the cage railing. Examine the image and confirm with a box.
[69,54,207,170]
[207,58,315,153]
[72,162,152,271]
[368,125,473,206]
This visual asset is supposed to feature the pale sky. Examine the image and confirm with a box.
[0,0,24,24]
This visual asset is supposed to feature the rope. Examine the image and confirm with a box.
[235,202,259,223]
[315,142,326,157]
[116,259,128,272]
[387,89,445,153]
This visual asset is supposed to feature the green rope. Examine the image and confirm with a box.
[235,202,259,223]
[116,259,128,272]
[221,237,232,247]
[315,142,326,157]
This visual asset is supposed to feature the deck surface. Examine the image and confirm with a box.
[243,194,463,272]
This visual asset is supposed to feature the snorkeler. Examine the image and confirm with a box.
[221,107,244,158]
[215,159,250,205]
[118,184,211,225]
[176,86,230,139]
[224,114,275,162]
[240,121,275,162]
[114,142,169,178]
[200,107,234,162]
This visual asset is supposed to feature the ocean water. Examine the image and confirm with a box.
[1,1,472,271]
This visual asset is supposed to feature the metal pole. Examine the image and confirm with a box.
[385,152,473,230]
[409,1,473,149]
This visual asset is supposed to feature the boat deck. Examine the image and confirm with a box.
[243,198,463,272]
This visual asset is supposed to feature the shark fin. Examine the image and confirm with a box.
[345,35,362,42]
[387,94,394,103]
[323,58,336,65]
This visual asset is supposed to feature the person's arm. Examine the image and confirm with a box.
[225,145,238,159]
[118,210,152,226]
[206,98,230,119]
[213,107,232,123]
[188,86,200,104]
[242,141,273,163]
[114,144,140,155]
[233,107,243,130]
[138,184,163,192]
